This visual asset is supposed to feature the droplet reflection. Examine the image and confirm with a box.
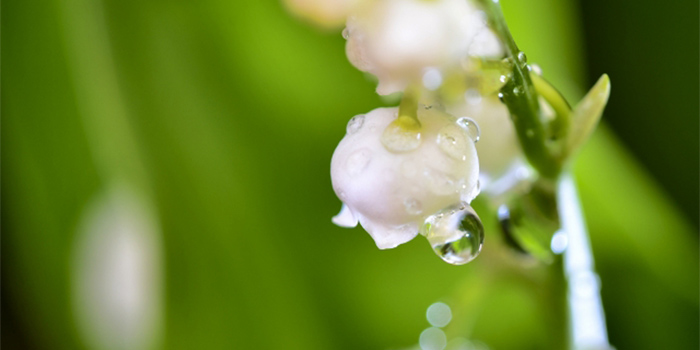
[423,203,484,265]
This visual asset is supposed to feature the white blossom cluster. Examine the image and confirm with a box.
[288,0,527,251]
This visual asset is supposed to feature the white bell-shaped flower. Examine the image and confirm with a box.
[345,0,503,95]
[331,106,480,249]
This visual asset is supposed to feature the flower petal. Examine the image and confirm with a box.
[332,204,359,227]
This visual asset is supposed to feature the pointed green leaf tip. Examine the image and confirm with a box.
[565,74,611,158]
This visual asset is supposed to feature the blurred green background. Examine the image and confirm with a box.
[2,0,698,349]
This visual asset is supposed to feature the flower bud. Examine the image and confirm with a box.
[345,0,503,95]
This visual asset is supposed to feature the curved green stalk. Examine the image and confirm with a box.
[477,0,561,179]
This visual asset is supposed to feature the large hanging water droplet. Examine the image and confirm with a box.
[381,116,422,152]
[422,203,484,265]
[346,114,365,134]
[342,27,350,40]
[456,117,480,143]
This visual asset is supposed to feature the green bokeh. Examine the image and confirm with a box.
[2,0,698,349]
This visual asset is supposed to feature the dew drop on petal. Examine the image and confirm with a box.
[423,203,484,265]
[460,178,481,202]
[456,117,480,143]
[404,198,423,215]
[345,149,371,176]
[346,114,365,134]
[436,124,470,160]
[342,27,350,40]
[381,117,422,152]
[423,168,457,195]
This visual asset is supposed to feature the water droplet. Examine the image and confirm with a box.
[345,149,371,176]
[404,198,423,215]
[501,56,513,67]
[517,51,528,64]
[464,89,482,105]
[436,124,470,160]
[420,327,447,350]
[530,63,543,75]
[422,68,443,91]
[342,27,350,40]
[499,75,508,83]
[461,179,481,202]
[513,87,521,95]
[381,116,422,152]
[423,203,484,265]
[423,168,457,195]
[346,114,365,134]
[550,231,568,254]
[426,302,452,327]
[456,117,480,143]
[497,92,504,102]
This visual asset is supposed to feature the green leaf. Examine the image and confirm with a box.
[565,74,611,158]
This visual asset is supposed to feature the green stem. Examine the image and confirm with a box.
[398,86,421,125]
[478,0,561,179]
[531,74,572,145]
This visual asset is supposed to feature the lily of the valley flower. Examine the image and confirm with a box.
[331,106,480,249]
[345,0,503,95]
